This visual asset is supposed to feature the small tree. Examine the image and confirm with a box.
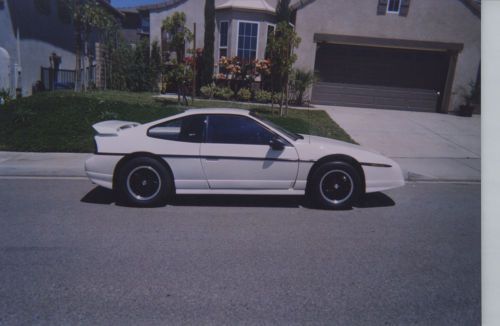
[150,40,163,91]
[267,21,301,116]
[66,0,117,91]
[276,0,291,23]
[162,12,194,104]
[200,0,215,88]
[162,12,193,63]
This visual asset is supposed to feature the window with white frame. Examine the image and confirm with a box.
[265,24,275,59]
[387,0,401,13]
[237,21,258,64]
[219,21,229,59]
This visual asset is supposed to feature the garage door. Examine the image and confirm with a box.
[312,43,450,112]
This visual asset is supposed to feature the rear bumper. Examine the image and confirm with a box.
[84,154,123,190]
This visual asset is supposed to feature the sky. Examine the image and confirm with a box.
[110,0,162,9]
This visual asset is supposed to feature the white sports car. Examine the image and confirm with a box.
[85,108,404,208]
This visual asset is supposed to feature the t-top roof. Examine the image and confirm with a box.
[216,0,275,14]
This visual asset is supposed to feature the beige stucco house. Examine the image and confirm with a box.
[144,0,480,112]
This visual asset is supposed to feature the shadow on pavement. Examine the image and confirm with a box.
[355,192,395,208]
[81,186,395,209]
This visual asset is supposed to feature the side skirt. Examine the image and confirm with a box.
[176,189,306,195]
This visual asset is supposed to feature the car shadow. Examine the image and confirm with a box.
[81,186,395,209]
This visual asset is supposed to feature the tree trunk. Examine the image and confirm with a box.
[74,32,81,91]
[284,73,289,116]
[201,0,215,87]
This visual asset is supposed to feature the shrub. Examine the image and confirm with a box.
[0,89,13,106]
[254,90,272,103]
[200,83,216,99]
[214,87,234,100]
[12,108,36,124]
[98,110,119,121]
[237,88,252,101]
[292,69,316,106]
[272,93,281,104]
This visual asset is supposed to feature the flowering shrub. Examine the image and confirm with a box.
[254,59,271,76]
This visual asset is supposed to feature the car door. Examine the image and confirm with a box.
[147,114,208,190]
[200,114,299,189]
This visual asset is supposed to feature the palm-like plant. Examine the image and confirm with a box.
[292,69,316,106]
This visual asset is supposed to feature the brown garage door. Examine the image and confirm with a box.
[312,43,450,112]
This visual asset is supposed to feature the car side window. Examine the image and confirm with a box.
[148,115,206,143]
[206,115,276,145]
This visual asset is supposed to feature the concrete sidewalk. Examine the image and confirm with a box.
[0,152,90,177]
[318,105,481,182]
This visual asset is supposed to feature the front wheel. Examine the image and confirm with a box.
[115,157,172,207]
[309,161,362,209]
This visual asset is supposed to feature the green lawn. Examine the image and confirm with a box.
[0,91,355,152]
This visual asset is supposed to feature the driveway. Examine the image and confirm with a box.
[318,105,481,181]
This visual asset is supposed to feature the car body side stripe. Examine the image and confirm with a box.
[94,152,315,163]
[360,162,392,168]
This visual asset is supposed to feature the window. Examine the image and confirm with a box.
[265,24,275,58]
[387,0,401,13]
[206,115,275,145]
[219,21,229,71]
[237,22,258,64]
[141,16,150,33]
[148,115,206,143]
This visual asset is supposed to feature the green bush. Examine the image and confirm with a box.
[237,88,252,101]
[292,69,316,106]
[272,93,281,104]
[200,83,216,99]
[0,89,13,106]
[254,90,272,103]
[214,87,234,100]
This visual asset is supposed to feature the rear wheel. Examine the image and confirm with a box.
[309,161,362,209]
[115,157,172,207]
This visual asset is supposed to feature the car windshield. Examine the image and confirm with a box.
[250,112,304,141]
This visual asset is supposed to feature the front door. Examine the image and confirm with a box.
[200,114,299,189]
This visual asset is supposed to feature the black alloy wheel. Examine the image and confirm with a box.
[116,157,172,207]
[310,161,362,209]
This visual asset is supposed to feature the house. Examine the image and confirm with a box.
[146,0,480,113]
[119,7,151,45]
[0,0,122,96]
[292,0,481,112]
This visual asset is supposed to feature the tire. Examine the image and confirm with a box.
[115,157,172,207]
[309,161,362,209]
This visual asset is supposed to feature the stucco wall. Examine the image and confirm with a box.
[150,0,207,53]
[0,0,76,96]
[0,0,17,94]
[150,0,276,67]
[294,0,481,111]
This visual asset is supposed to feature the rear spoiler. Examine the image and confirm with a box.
[92,120,140,135]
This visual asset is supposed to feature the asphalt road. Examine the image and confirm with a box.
[0,179,480,325]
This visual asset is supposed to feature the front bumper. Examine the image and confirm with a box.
[363,159,405,193]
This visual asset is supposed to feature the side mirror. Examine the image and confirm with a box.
[269,137,285,151]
